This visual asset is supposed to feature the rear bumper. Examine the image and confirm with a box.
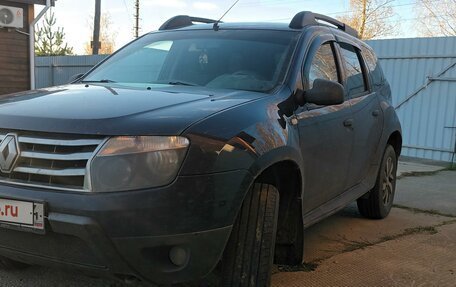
[0,170,252,285]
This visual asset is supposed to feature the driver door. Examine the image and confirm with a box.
[296,36,355,214]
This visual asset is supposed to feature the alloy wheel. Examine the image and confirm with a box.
[382,156,395,205]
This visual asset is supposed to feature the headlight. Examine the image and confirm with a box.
[88,136,189,192]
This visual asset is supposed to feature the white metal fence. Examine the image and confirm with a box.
[35,55,108,89]
[35,37,456,163]
[367,37,456,163]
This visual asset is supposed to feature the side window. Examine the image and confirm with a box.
[308,43,339,89]
[339,43,367,97]
[361,46,385,90]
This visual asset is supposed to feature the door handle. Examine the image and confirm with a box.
[343,119,354,127]
[372,110,380,117]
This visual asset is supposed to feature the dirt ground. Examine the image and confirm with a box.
[0,167,454,287]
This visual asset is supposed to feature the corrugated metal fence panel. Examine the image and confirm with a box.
[35,55,108,89]
[367,37,456,162]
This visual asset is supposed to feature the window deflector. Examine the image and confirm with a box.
[301,36,339,90]
[298,35,343,110]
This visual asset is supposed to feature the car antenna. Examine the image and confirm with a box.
[213,0,240,31]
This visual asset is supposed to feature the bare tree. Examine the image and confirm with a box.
[416,0,456,36]
[337,0,397,40]
[84,13,117,55]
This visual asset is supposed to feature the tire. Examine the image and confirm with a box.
[0,256,29,270]
[220,183,279,287]
[357,145,398,219]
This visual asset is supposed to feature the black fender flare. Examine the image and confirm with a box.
[248,145,304,191]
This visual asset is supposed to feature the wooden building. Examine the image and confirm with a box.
[0,0,49,95]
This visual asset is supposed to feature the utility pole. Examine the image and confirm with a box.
[92,0,101,54]
[134,0,140,38]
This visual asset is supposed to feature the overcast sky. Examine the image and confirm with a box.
[35,0,417,55]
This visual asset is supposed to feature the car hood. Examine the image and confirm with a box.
[0,84,265,135]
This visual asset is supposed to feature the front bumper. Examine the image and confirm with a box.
[0,170,252,285]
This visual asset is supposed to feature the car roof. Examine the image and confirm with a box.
[158,12,359,39]
[154,22,364,47]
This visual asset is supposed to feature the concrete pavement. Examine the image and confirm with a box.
[397,160,445,178]
[395,170,456,217]
[274,222,456,287]
[272,162,456,287]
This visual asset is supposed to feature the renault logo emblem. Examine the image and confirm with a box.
[0,134,19,173]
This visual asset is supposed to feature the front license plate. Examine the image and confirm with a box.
[0,198,44,232]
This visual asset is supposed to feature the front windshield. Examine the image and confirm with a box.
[83,29,300,93]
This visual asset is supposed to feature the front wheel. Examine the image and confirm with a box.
[357,145,398,219]
[220,183,279,287]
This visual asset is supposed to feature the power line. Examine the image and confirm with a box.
[121,0,133,23]
[120,0,135,39]
[236,0,319,7]
[257,0,443,22]
[325,0,442,16]
[237,0,416,8]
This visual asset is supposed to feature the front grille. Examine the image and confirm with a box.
[0,131,106,191]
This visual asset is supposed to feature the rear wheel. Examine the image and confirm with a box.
[220,183,279,287]
[357,145,397,219]
[0,256,29,270]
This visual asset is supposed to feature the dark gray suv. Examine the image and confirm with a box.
[0,11,401,287]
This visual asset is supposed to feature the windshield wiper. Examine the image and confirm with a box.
[81,79,117,83]
[167,81,198,86]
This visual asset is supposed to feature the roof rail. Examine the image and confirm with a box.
[289,11,358,38]
[159,15,219,31]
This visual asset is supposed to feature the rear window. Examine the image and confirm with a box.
[339,43,367,97]
[361,46,385,90]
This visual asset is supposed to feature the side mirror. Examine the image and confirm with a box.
[69,73,84,83]
[304,78,344,106]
